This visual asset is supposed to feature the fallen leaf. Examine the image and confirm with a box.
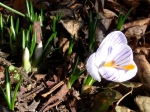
[12,0,26,13]
[62,40,69,53]
[28,100,40,111]
[134,54,150,92]
[39,84,69,112]
[125,25,147,40]
[121,17,150,31]
[100,9,117,18]
[120,81,143,88]
[34,74,47,81]
[46,80,57,88]
[135,96,150,112]
[91,89,122,112]
[50,8,75,19]
[104,82,120,89]
[60,20,84,39]
[115,105,135,112]
[134,47,149,56]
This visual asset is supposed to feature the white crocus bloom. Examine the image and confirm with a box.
[32,41,43,67]
[23,47,31,72]
[86,31,137,82]
[34,41,43,60]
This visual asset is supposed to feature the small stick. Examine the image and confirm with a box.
[116,87,133,106]
[41,81,64,97]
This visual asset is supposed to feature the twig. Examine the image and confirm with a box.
[116,87,133,105]
[41,81,64,97]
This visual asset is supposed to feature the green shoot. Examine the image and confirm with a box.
[39,4,44,26]
[10,16,20,54]
[68,56,86,89]
[67,35,75,60]
[0,14,4,43]
[83,74,96,86]
[0,66,22,111]
[22,29,26,50]
[42,13,62,58]
[81,11,98,94]
[0,3,25,17]
[117,8,132,30]
[29,30,36,58]
[81,74,96,95]
[88,11,99,53]
[43,32,57,56]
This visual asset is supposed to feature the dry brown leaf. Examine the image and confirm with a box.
[51,8,75,19]
[46,81,57,88]
[40,84,69,112]
[68,98,77,112]
[32,2,49,10]
[115,106,135,112]
[100,9,117,18]
[60,20,84,39]
[34,74,47,81]
[12,0,26,13]
[70,3,83,12]
[62,40,69,53]
[95,26,105,42]
[0,66,4,79]
[28,100,40,111]
[32,21,43,43]
[122,0,140,14]
[121,17,150,31]
[95,8,117,42]
[134,54,150,92]
[134,47,149,56]
[0,7,4,11]
[16,100,40,112]
[125,25,147,40]
[135,96,150,112]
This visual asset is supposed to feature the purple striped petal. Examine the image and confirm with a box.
[86,53,101,82]
[99,67,125,82]
[118,61,137,82]
[95,43,113,67]
[100,31,127,46]
[99,61,137,82]
[106,44,133,66]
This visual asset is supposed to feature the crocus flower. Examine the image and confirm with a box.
[32,41,43,67]
[86,31,137,82]
[23,47,31,73]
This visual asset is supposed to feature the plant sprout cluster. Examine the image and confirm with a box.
[0,0,132,111]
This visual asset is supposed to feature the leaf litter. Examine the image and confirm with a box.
[1,0,150,111]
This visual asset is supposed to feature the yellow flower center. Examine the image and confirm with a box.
[104,61,135,70]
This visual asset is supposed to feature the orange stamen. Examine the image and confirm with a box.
[123,64,135,70]
[104,61,135,70]
[104,61,115,67]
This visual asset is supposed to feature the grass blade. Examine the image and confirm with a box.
[29,31,36,58]
[0,3,25,17]
[4,67,11,109]
[11,76,22,110]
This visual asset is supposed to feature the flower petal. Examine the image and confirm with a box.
[86,53,101,82]
[118,61,137,82]
[100,31,127,46]
[106,44,133,66]
[99,61,137,82]
[95,42,113,67]
[99,67,125,82]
